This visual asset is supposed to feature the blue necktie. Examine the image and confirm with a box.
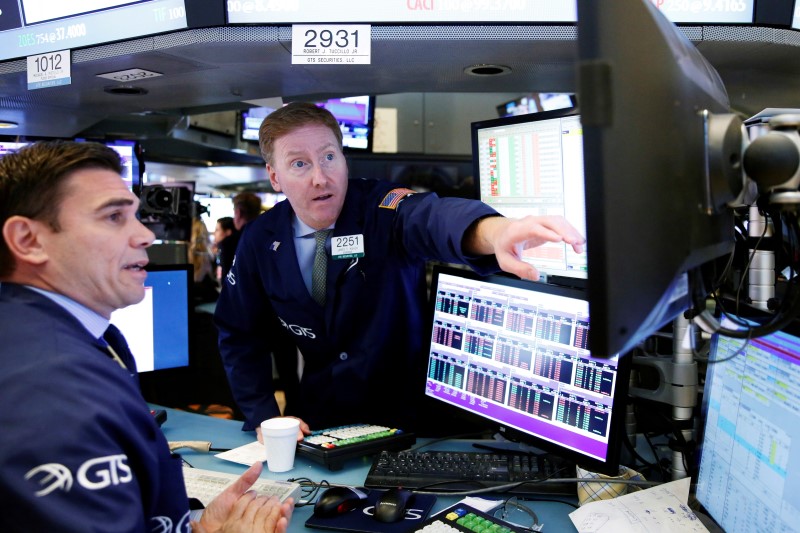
[103,324,139,382]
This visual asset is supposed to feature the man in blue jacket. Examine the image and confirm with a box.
[0,141,294,533]
[214,102,585,439]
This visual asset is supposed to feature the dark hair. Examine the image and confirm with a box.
[0,140,123,277]
[232,192,263,223]
[258,101,343,165]
[216,216,235,232]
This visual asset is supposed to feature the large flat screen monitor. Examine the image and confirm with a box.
[110,264,190,373]
[471,110,587,285]
[0,0,188,62]
[242,96,375,152]
[696,310,800,532]
[577,0,736,356]
[423,265,630,476]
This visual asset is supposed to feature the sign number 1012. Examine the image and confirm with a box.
[33,53,63,73]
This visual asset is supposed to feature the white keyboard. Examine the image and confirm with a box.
[182,467,302,507]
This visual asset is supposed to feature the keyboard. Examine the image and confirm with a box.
[182,467,302,506]
[296,423,416,471]
[364,450,576,496]
[410,502,531,533]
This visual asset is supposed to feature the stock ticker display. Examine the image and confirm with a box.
[424,271,622,461]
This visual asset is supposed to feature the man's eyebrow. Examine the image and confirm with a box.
[284,143,337,157]
[95,197,136,211]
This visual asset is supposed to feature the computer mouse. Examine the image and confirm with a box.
[313,486,368,517]
[373,487,414,523]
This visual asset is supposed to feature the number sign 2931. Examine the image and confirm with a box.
[304,28,359,49]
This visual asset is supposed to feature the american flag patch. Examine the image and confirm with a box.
[379,188,415,209]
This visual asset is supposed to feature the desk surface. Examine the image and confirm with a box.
[159,407,580,532]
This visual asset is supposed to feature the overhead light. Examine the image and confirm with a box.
[464,64,512,76]
[0,120,19,129]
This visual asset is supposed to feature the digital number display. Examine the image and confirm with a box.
[0,0,187,62]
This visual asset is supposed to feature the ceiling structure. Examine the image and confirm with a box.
[0,19,799,186]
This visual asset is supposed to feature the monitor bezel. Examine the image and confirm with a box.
[470,107,586,289]
[133,262,192,373]
[423,264,631,476]
[240,96,376,153]
[696,299,800,529]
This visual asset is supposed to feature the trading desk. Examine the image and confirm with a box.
[158,406,580,532]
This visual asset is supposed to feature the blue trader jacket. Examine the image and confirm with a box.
[0,283,190,533]
[214,179,500,431]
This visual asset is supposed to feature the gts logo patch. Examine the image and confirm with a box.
[279,317,316,338]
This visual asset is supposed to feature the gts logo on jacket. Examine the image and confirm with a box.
[25,454,132,496]
[279,317,316,338]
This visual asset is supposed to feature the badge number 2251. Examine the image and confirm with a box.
[332,234,365,259]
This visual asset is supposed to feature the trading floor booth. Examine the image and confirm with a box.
[4,0,800,532]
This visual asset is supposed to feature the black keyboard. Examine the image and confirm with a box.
[364,450,577,496]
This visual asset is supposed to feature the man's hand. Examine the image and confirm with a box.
[465,215,586,281]
[255,416,310,444]
[192,462,294,533]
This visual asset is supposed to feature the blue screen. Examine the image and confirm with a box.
[110,265,190,372]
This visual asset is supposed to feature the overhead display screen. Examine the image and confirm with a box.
[794,3,800,30]
[227,0,753,24]
[0,0,187,62]
[654,0,754,24]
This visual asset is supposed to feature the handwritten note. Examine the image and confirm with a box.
[569,478,710,533]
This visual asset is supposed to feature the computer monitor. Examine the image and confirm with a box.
[109,264,191,373]
[240,106,276,143]
[103,139,141,195]
[577,0,739,356]
[0,141,30,157]
[471,110,587,284]
[1,138,141,193]
[423,265,630,476]
[317,95,375,151]
[242,96,375,152]
[696,310,800,532]
[495,93,577,118]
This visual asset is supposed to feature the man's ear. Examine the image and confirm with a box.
[2,216,49,266]
[267,163,282,192]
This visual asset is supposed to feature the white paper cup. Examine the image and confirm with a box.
[261,417,300,472]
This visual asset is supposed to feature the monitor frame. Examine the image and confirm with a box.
[423,264,631,476]
[696,300,800,532]
[240,95,376,153]
[471,107,586,288]
[576,0,737,357]
[109,263,192,374]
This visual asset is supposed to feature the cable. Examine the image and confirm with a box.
[492,497,541,531]
[285,477,330,507]
[706,336,751,365]
[409,476,661,497]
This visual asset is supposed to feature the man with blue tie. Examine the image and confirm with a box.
[215,102,586,442]
[0,141,293,533]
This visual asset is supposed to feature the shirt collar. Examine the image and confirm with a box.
[26,286,109,340]
[292,213,334,238]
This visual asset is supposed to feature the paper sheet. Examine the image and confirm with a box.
[214,440,264,466]
[569,478,709,533]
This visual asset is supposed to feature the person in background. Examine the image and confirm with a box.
[232,192,263,231]
[214,102,585,441]
[0,140,294,533]
[191,211,219,303]
[213,215,239,281]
